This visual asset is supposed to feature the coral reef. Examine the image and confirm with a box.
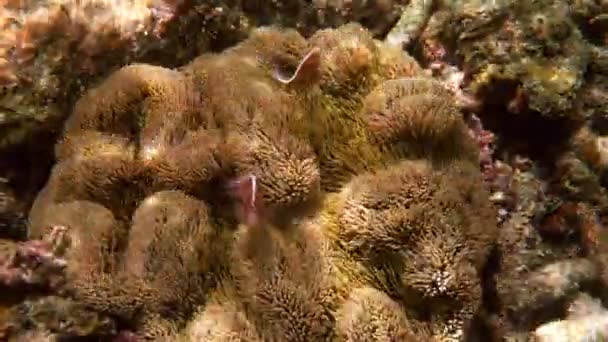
[459,1,589,120]
[395,0,608,169]
[0,21,497,341]
[0,0,409,139]
[0,0,410,233]
[388,0,603,151]
[378,0,608,338]
[3,0,608,340]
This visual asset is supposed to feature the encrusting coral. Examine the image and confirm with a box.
[1,21,497,341]
[399,0,608,183]
[462,123,608,341]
